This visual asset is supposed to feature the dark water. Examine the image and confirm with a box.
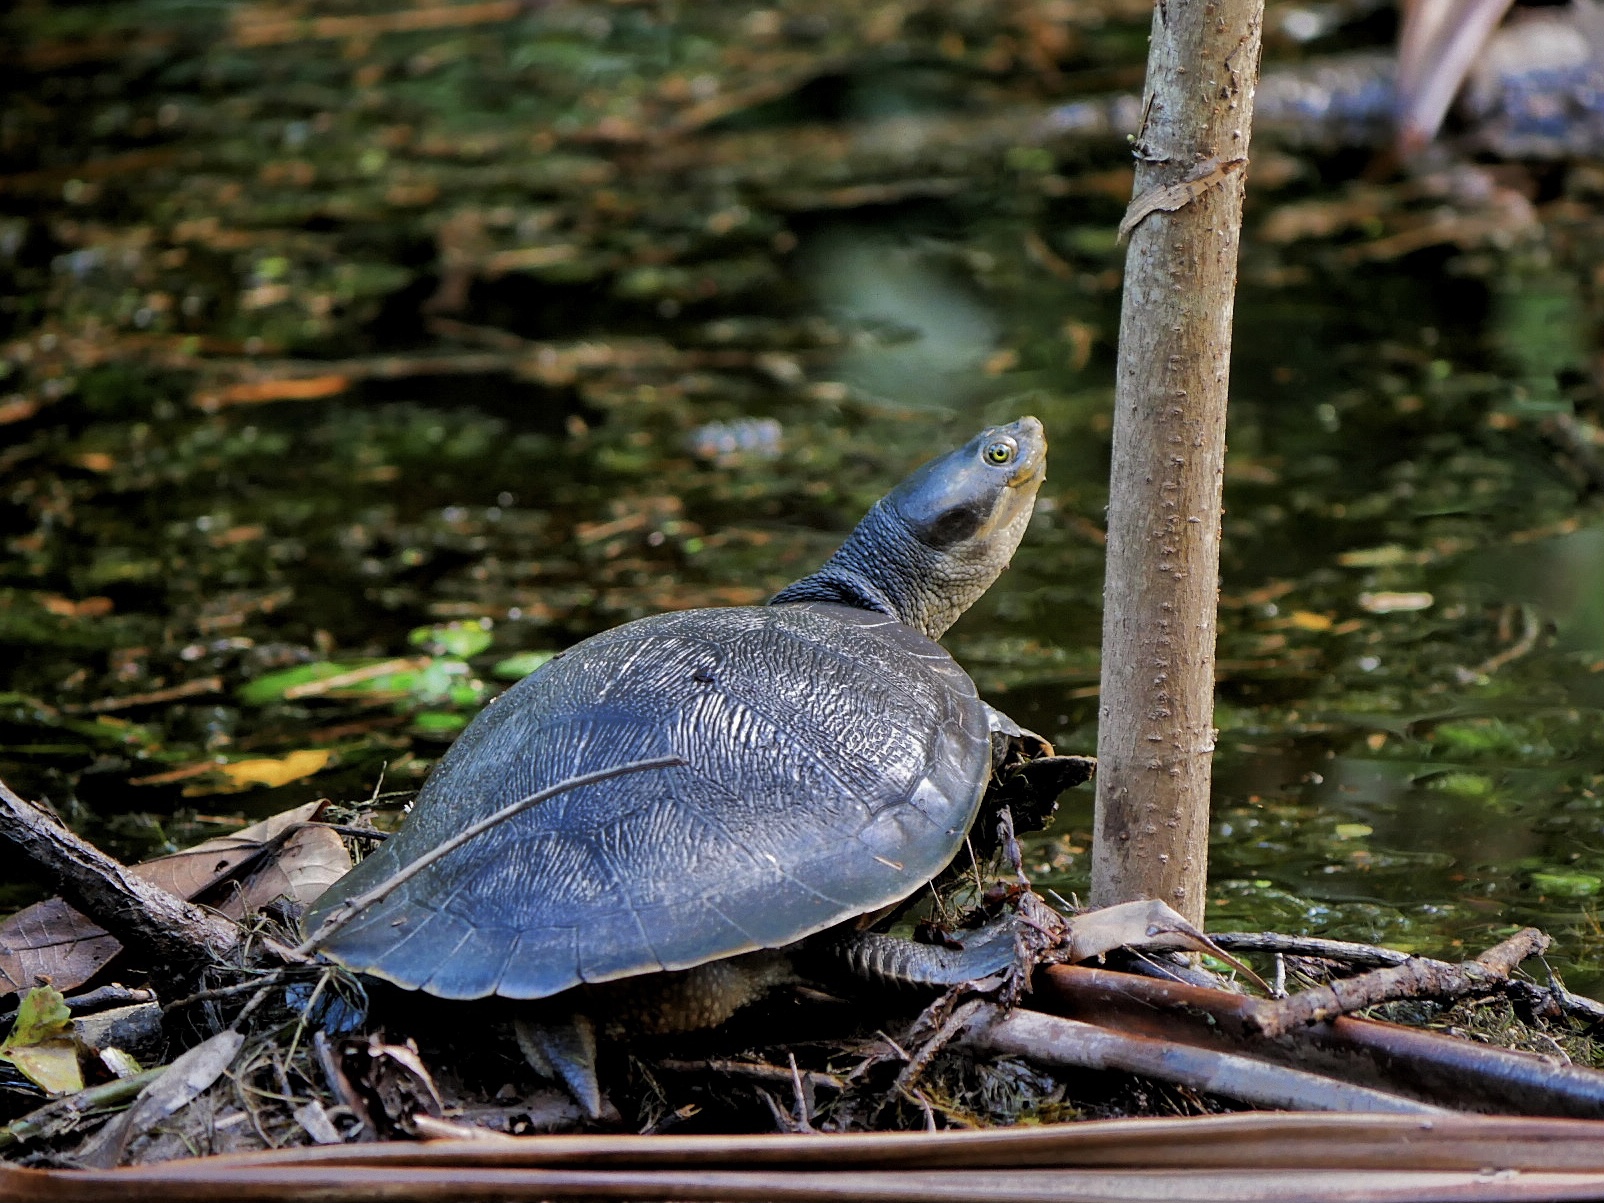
[4,1,1604,993]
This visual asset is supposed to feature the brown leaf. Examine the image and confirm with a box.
[1065,899,1271,992]
[0,896,121,995]
[210,823,351,919]
[1117,156,1247,243]
[0,801,338,996]
[130,800,324,900]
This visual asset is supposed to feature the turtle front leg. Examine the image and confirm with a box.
[514,1011,609,1121]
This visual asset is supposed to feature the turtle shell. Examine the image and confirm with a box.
[307,601,992,1000]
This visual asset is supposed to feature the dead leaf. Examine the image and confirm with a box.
[0,896,122,995]
[194,374,350,411]
[212,823,351,918]
[1065,899,1270,992]
[0,985,84,1095]
[5,1038,82,1096]
[293,1098,344,1144]
[131,800,325,900]
[39,594,115,618]
[74,1029,244,1168]
[0,802,339,996]
[99,1047,143,1078]
[1117,157,1247,243]
[208,748,334,792]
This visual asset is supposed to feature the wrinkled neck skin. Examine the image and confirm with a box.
[770,497,1031,640]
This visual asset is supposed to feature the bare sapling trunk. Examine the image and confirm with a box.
[1091,0,1264,924]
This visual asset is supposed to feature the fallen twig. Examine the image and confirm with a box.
[0,984,156,1030]
[0,778,303,988]
[1247,929,1551,1039]
[1462,603,1542,682]
[656,1058,844,1094]
[961,1004,1448,1114]
[231,1,523,47]
[0,1067,164,1153]
[878,998,988,1121]
[1038,964,1604,1118]
[1206,931,1412,969]
[161,970,292,1014]
[955,1000,1450,1116]
[312,1029,372,1140]
[66,678,225,714]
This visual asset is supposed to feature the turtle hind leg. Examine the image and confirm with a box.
[514,1011,611,1121]
[834,910,1033,990]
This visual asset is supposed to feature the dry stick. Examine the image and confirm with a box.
[962,1005,1447,1115]
[0,1067,165,1152]
[657,1059,845,1094]
[1090,0,1265,925]
[1206,931,1414,970]
[1248,928,1551,1039]
[876,999,988,1121]
[0,777,297,986]
[312,1029,373,1139]
[297,756,684,955]
[0,984,156,1029]
[162,972,291,1013]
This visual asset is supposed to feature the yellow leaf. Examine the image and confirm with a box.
[1287,611,1333,632]
[216,748,333,790]
[6,1039,83,1095]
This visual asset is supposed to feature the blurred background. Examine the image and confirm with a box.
[3,0,1604,990]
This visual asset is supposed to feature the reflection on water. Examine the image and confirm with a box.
[3,0,1604,995]
[806,230,1001,408]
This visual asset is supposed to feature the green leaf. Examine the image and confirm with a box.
[238,662,360,705]
[412,659,463,703]
[1531,870,1603,898]
[412,712,467,734]
[1425,772,1495,798]
[0,986,82,1095]
[447,681,486,707]
[409,622,493,659]
[492,651,556,680]
[6,985,69,1046]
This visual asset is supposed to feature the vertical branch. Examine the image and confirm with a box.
[1091,0,1264,924]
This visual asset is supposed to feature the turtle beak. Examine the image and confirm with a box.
[1002,416,1046,487]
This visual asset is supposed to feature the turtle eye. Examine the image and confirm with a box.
[982,438,1016,466]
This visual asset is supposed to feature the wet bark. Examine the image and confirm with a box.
[1091,0,1264,923]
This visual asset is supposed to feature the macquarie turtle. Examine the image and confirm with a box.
[306,416,1081,1114]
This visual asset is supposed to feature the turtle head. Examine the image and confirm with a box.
[770,417,1047,639]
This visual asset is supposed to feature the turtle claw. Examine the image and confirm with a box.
[514,1011,613,1121]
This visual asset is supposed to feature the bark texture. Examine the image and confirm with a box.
[1091,0,1264,923]
[0,778,252,984]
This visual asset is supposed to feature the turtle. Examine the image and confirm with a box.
[305,416,1086,1116]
